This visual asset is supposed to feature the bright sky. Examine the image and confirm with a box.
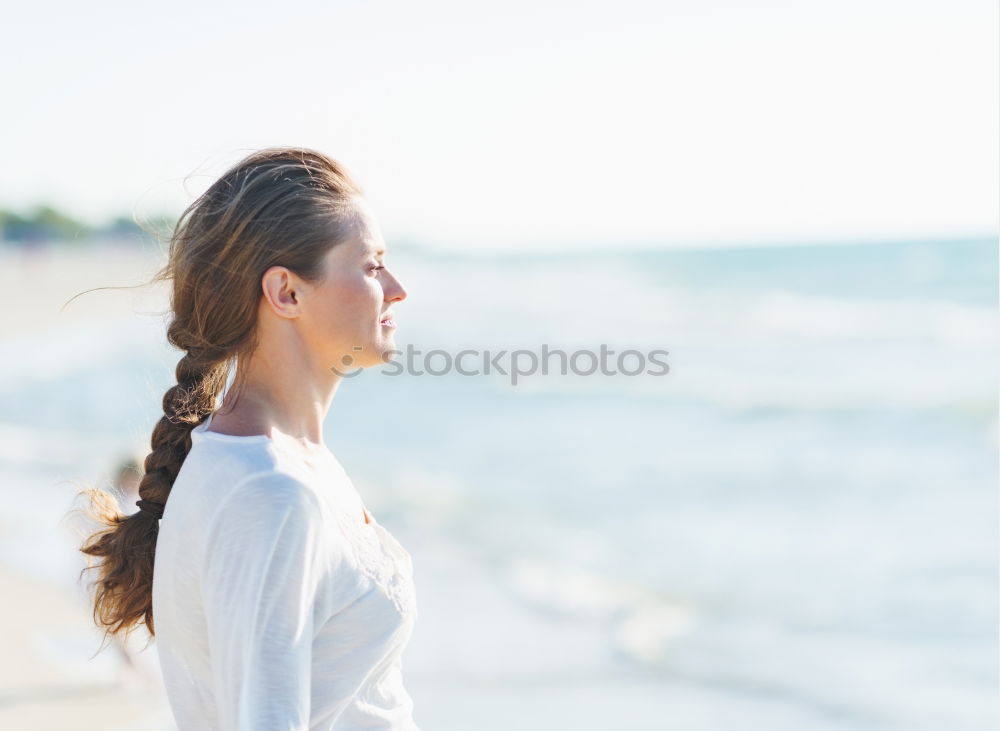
[2,0,997,251]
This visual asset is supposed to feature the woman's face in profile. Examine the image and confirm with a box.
[301,198,408,373]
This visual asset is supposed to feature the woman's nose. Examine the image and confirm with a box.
[386,271,407,303]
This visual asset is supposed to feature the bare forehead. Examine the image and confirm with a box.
[351,198,387,256]
[326,229,385,262]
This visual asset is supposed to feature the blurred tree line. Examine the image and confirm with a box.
[0,205,176,245]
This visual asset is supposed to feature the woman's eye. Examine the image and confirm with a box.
[369,265,384,274]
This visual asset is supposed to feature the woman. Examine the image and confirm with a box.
[79,147,419,730]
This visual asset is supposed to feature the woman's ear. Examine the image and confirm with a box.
[260,266,301,318]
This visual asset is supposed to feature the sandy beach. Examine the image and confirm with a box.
[0,241,173,730]
[0,241,170,340]
[0,563,172,730]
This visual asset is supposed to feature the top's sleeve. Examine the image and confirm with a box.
[199,470,338,731]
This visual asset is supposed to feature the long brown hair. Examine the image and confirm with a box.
[79,147,364,639]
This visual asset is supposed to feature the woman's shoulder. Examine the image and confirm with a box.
[201,467,355,565]
[167,438,341,535]
[219,466,332,523]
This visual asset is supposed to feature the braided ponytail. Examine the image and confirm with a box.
[80,347,229,636]
[139,344,232,513]
[78,146,365,639]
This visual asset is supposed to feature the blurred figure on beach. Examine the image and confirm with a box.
[112,456,142,516]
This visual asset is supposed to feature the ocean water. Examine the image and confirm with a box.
[0,237,996,730]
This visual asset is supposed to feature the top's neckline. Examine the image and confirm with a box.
[192,411,269,443]
[192,411,329,457]
[192,412,371,525]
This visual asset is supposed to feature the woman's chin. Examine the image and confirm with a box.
[378,332,399,352]
[376,341,398,364]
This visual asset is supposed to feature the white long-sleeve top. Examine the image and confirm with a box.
[151,411,420,730]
